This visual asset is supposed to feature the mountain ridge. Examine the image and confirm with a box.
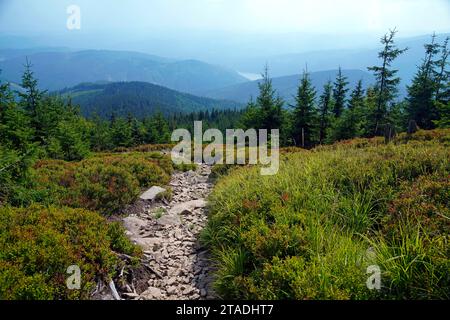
[59,81,244,119]
[0,49,247,94]
[203,69,377,104]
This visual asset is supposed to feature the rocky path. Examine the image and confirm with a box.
[121,163,217,300]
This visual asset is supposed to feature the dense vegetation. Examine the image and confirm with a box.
[0,64,196,299]
[203,129,450,299]
[0,205,140,299]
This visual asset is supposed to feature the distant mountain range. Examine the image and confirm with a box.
[0,49,247,93]
[59,81,243,118]
[230,33,450,86]
[1,32,446,116]
[203,69,377,105]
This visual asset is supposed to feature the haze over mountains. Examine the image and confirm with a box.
[0,49,247,93]
[230,33,450,81]
[0,31,448,115]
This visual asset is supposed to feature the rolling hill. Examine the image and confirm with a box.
[59,81,244,118]
[203,69,376,105]
[0,49,247,93]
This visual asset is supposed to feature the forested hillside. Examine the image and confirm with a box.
[59,81,243,118]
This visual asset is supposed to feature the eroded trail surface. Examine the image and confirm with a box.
[122,164,218,300]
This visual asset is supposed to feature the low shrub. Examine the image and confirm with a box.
[0,205,140,300]
[71,163,140,214]
[29,152,175,215]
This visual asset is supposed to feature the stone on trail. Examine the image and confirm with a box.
[141,287,162,299]
[140,186,166,201]
[123,216,147,236]
[157,214,181,226]
[169,199,207,215]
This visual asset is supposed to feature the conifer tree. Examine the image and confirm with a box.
[332,67,349,117]
[367,29,408,136]
[406,34,441,129]
[0,75,33,151]
[317,81,333,144]
[330,80,366,141]
[256,66,284,131]
[291,70,318,147]
[17,60,45,140]
[434,37,449,103]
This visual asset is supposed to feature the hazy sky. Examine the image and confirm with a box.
[1,0,449,36]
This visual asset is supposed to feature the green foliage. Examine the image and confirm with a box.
[332,67,349,118]
[317,81,333,144]
[367,29,408,136]
[29,152,172,214]
[61,81,243,119]
[405,34,442,129]
[434,101,450,128]
[240,66,284,132]
[0,205,140,300]
[329,80,366,141]
[291,70,318,147]
[203,129,450,300]
[72,163,140,214]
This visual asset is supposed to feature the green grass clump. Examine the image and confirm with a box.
[203,129,450,300]
[0,205,141,300]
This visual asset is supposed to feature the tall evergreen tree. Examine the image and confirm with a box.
[434,37,449,103]
[332,67,349,117]
[111,117,133,147]
[146,112,170,144]
[318,81,333,144]
[367,29,408,136]
[406,34,441,129]
[0,75,33,151]
[329,80,366,142]
[291,70,318,148]
[17,59,45,141]
[256,66,284,131]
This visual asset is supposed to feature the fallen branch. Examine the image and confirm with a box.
[109,280,121,300]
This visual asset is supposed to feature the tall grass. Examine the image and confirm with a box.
[203,129,450,300]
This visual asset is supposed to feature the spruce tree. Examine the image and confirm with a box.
[330,80,366,141]
[434,37,449,102]
[367,29,407,136]
[318,81,333,144]
[332,67,349,117]
[291,70,318,148]
[17,60,45,141]
[406,34,441,129]
[256,66,284,131]
[0,76,33,151]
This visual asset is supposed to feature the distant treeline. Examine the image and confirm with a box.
[238,30,449,147]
